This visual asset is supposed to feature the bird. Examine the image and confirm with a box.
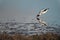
[36,8,49,26]
[36,17,47,26]
[37,8,49,17]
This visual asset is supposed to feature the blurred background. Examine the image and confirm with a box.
[0,1,60,40]
[0,0,60,26]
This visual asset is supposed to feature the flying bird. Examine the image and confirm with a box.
[37,8,49,17]
[36,8,49,26]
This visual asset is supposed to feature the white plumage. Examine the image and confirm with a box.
[39,8,49,16]
[36,8,49,26]
[38,19,47,26]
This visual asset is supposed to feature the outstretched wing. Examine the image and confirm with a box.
[39,8,49,16]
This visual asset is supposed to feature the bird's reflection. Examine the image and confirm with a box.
[36,8,49,26]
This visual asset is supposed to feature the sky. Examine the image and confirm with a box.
[0,0,60,25]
